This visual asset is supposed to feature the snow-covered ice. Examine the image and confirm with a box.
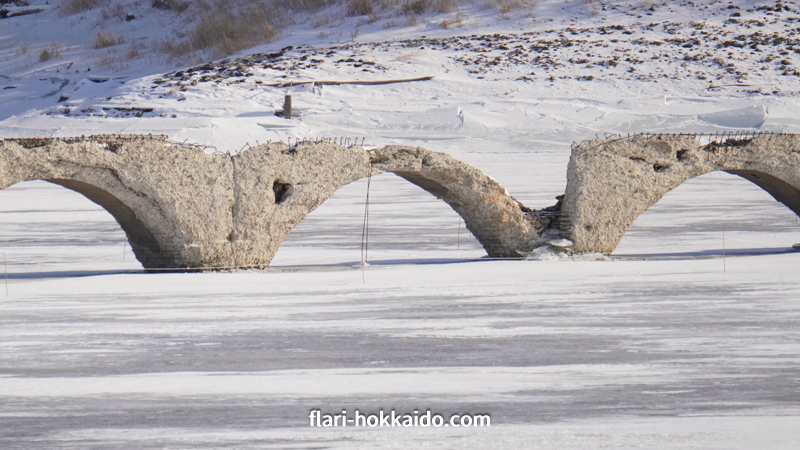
[2,0,800,448]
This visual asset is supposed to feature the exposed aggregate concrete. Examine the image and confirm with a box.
[563,133,800,254]
[0,137,541,269]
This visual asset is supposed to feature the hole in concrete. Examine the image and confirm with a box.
[653,164,669,172]
[273,180,291,204]
[106,141,122,153]
[676,149,689,161]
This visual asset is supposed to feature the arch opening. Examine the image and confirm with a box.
[270,173,484,266]
[725,169,800,215]
[0,180,146,272]
[612,171,800,258]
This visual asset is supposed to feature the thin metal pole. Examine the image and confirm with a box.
[457,218,461,249]
[360,166,373,285]
[722,231,727,274]
[4,252,8,296]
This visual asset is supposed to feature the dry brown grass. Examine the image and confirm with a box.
[347,0,374,16]
[151,0,190,12]
[495,0,537,18]
[59,0,101,15]
[16,42,31,56]
[100,2,127,21]
[402,0,428,14]
[162,0,279,61]
[39,41,65,62]
[94,31,123,49]
[156,0,474,62]
[435,0,456,13]
[125,44,142,61]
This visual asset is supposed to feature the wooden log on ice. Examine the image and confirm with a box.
[264,76,434,88]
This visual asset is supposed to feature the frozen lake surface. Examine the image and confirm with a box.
[1,175,799,449]
[3,0,800,447]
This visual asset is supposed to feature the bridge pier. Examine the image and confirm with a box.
[561,134,800,254]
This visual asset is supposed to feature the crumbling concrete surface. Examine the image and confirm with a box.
[230,141,370,267]
[0,137,541,269]
[563,134,800,254]
[0,136,233,268]
[370,145,542,257]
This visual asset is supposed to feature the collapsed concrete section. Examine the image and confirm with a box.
[562,134,800,254]
[0,137,541,269]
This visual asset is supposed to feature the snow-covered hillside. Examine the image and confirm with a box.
[2,1,800,448]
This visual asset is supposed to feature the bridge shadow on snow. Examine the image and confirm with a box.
[613,246,797,260]
[5,268,145,280]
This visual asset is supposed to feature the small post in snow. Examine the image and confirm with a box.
[283,93,292,119]
[722,230,726,273]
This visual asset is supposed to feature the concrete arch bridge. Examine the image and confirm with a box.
[3,133,797,269]
[0,136,546,269]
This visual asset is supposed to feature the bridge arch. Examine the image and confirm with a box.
[252,144,544,265]
[562,134,800,254]
[368,146,542,258]
[2,138,546,270]
[0,137,234,269]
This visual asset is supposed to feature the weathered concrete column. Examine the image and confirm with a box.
[0,137,233,269]
[228,141,370,267]
[562,134,800,254]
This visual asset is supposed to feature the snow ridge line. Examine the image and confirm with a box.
[571,131,797,151]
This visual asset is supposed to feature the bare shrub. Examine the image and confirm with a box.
[313,13,337,27]
[261,23,276,41]
[95,52,126,71]
[436,0,456,13]
[101,2,126,21]
[402,0,428,15]
[496,0,537,17]
[169,1,278,59]
[441,18,451,28]
[160,39,192,60]
[347,0,373,16]
[94,31,123,49]
[39,41,64,62]
[191,12,245,56]
[271,0,334,12]
[59,0,101,15]
[125,44,142,60]
[151,0,189,12]
[38,48,52,62]
[405,14,419,26]
[16,42,31,56]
